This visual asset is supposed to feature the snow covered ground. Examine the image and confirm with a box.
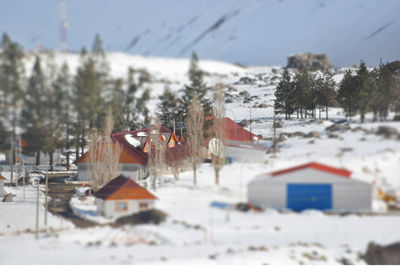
[0,185,74,235]
[1,163,400,264]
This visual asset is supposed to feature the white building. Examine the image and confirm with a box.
[94,174,157,219]
[0,175,6,197]
[248,162,371,212]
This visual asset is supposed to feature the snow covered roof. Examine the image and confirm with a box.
[76,126,181,166]
[0,175,6,180]
[269,162,352,178]
[94,174,157,201]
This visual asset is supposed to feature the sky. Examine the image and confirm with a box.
[0,0,399,67]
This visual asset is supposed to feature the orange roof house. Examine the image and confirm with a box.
[94,174,157,219]
[94,174,157,201]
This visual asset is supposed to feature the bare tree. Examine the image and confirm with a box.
[147,115,166,191]
[185,92,204,186]
[165,142,188,180]
[87,109,122,190]
[211,83,226,185]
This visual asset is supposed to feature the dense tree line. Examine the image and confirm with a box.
[275,61,400,122]
[338,61,400,122]
[274,65,336,120]
[0,34,213,169]
[157,51,212,137]
[0,33,152,168]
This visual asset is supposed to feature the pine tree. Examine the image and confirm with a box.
[41,53,65,170]
[157,86,179,131]
[21,56,47,165]
[73,48,104,156]
[316,72,337,120]
[356,61,374,123]
[179,51,212,135]
[113,67,151,131]
[293,65,312,118]
[274,69,295,119]
[52,62,72,169]
[375,62,395,121]
[0,33,25,162]
[338,70,359,119]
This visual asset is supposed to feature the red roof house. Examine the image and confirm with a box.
[75,126,187,182]
[269,162,352,178]
[248,162,371,212]
[206,116,262,142]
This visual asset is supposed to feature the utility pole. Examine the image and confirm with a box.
[44,169,48,227]
[273,111,277,157]
[249,104,252,142]
[35,180,40,240]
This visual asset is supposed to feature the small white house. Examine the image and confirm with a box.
[94,174,157,219]
[0,175,5,197]
[248,162,371,212]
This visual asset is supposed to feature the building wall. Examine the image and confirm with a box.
[224,145,266,163]
[77,163,148,181]
[248,168,371,211]
[97,198,155,219]
[0,180,5,197]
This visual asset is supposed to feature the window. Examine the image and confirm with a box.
[139,202,149,210]
[115,201,128,212]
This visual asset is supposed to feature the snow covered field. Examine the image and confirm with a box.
[0,185,73,235]
[1,163,400,264]
[1,52,399,264]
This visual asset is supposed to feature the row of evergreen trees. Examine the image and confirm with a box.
[0,33,211,168]
[274,65,336,120]
[274,62,400,122]
[338,61,400,122]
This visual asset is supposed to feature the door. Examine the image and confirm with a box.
[287,183,332,211]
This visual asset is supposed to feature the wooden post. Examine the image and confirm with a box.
[249,104,252,141]
[35,180,40,240]
[44,169,48,227]
[273,112,277,157]
[23,168,25,202]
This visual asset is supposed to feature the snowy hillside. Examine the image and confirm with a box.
[1,52,400,264]
[2,0,400,66]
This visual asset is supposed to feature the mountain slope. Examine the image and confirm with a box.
[1,0,399,67]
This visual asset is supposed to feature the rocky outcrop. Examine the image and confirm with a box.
[364,242,400,265]
[287,52,333,70]
[376,126,399,138]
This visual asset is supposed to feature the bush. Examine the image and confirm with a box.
[116,209,167,225]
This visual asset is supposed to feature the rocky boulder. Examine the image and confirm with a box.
[287,52,333,70]
[325,123,351,132]
[2,193,15,202]
[305,131,321,138]
[376,126,399,138]
[364,242,400,265]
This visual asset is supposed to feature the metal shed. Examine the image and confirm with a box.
[248,162,371,212]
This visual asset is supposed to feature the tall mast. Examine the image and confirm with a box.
[60,0,68,52]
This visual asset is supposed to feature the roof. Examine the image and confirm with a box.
[0,175,6,180]
[75,126,184,166]
[206,116,262,142]
[269,162,352,178]
[94,174,157,201]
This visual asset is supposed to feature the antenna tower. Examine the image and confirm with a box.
[60,0,68,52]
